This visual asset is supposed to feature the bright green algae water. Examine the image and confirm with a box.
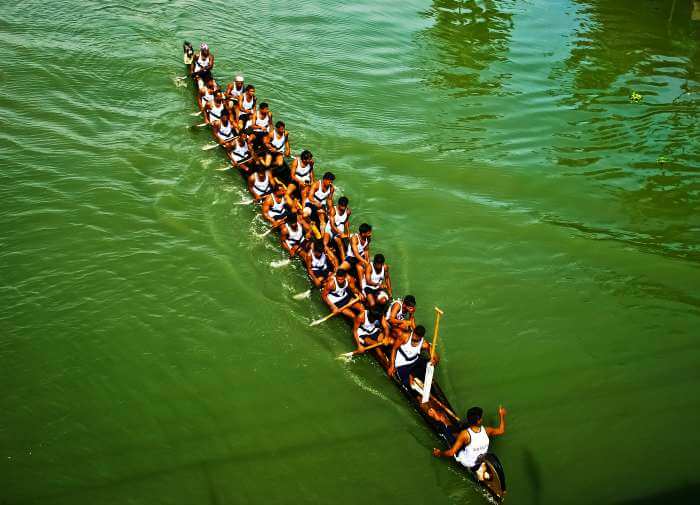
[1,1,699,504]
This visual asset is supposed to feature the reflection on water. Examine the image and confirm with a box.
[416,0,515,96]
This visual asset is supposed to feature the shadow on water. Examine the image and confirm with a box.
[612,483,700,505]
[522,447,543,505]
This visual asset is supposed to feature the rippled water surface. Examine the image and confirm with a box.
[2,1,699,504]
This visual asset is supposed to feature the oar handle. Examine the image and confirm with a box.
[311,295,360,326]
[430,306,443,361]
[342,339,385,358]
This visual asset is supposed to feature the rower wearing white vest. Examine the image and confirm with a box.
[228,135,255,173]
[323,196,351,260]
[304,172,335,230]
[305,239,338,288]
[198,78,218,110]
[322,268,363,320]
[290,150,315,191]
[253,102,272,136]
[224,75,244,111]
[191,43,214,78]
[248,168,274,201]
[236,84,257,122]
[387,325,437,386]
[212,113,236,149]
[280,214,309,260]
[340,222,372,278]
[433,406,507,481]
[361,253,392,308]
[352,307,389,351]
[263,121,292,183]
[385,294,416,340]
[205,92,226,124]
[261,185,289,226]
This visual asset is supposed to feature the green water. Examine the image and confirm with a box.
[2,0,699,503]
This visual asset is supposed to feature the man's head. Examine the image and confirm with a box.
[312,239,324,255]
[235,75,244,84]
[336,267,348,280]
[275,121,285,134]
[338,196,349,211]
[245,84,255,95]
[274,184,286,196]
[301,150,313,163]
[373,253,385,268]
[287,213,298,226]
[322,172,335,187]
[403,294,416,314]
[412,325,426,342]
[200,43,209,55]
[359,223,372,238]
[259,102,269,114]
[466,407,483,427]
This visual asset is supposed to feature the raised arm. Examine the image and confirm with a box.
[486,406,507,437]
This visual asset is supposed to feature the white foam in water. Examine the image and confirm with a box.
[271,259,291,268]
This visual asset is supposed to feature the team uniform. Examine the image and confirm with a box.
[356,310,382,345]
[345,233,369,268]
[454,427,490,472]
[393,330,424,385]
[251,172,273,199]
[362,263,385,296]
[324,205,348,239]
[326,276,353,309]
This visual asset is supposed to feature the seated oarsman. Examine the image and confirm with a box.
[204,92,226,125]
[227,134,256,174]
[280,213,310,260]
[212,112,237,149]
[387,325,438,387]
[289,150,314,198]
[236,84,257,123]
[304,171,335,230]
[264,121,291,184]
[224,75,244,111]
[433,406,507,482]
[191,43,214,80]
[321,267,364,320]
[305,239,338,288]
[198,78,218,111]
[361,253,392,308]
[248,166,275,202]
[352,306,390,352]
[385,294,416,340]
[252,102,272,147]
[340,222,372,278]
[261,184,290,227]
[183,41,194,66]
[323,196,351,261]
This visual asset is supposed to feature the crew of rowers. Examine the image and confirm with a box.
[187,43,507,482]
[188,42,439,391]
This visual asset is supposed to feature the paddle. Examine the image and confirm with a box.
[412,377,459,421]
[292,289,311,300]
[194,122,209,128]
[190,110,202,116]
[338,339,386,359]
[421,307,444,404]
[310,296,360,326]
[259,217,287,238]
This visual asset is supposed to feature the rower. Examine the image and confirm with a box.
[261,184,290,227]
[264,121,291,184]
[387,325,438,387]
[305,239,338,288]
[228,134,255,174]
[340,222,372,278]
[289,150,314,197]
[361,253,392,308]
[252,102,272,143]
[212,112,237,149]
[385,294,416,340]
[323,196,351,261]
[236,84,257,123]
[198,78,218,111]
[205,92,226,124]
[280,213,309,260]
[304,171,335,230]
[353,306,390,352]
[433,406,507,482]
[248,166,275,202]
[225,75,245,110]
[191,43,214,79]
[321,267,364,320]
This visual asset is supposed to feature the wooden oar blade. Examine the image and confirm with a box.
[421,362,435,404]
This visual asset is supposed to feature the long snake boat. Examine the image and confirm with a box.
[180,41,507,502]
